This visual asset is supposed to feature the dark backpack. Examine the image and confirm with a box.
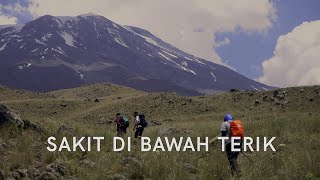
[138,114,148,127]
[121,116,129,128]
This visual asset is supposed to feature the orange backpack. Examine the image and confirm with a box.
[229,120,244,139]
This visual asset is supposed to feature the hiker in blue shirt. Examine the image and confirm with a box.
[220,114,243,176]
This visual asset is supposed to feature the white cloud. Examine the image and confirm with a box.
[258,20,320,87]
[1,3,27,14]
[215,37,231,48]
[0,14,17,25]
[27,0,276,66]
[0,3,21,25]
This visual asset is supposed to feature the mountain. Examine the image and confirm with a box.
[0,14,271,95]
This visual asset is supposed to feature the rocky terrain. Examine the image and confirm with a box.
[0,84,319,179]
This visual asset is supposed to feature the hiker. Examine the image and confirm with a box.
[115,113,129,136]
[133,112,147,138]
[220,113,244,176]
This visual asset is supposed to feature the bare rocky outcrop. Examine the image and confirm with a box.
[184,163,199,174]
[158,127,182,136]
[0,170,4,180]
[0,104,24,127]
[150,120,162,126]
[57,125,77,136]
[230,89,240,93]
[0,104,43,133]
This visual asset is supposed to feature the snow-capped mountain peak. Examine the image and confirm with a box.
[0,14,271,95]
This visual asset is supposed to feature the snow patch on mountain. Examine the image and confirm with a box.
[18,63,31,70]
[184,56,193,61]
[57,16,73,23]
[55,18,64,28]
[251,85,260,91]
[0,42,8,51]
[211,72,217,82]
[107,28,118,35]
[51,47,65,55]
[181,61,188,67]
[159,52,196,75]
[59,31,77,47]
[122,26,208,67]
[41,34,52,42]
[122,26,171,51]
[75,69,85,80]
[106,27,128,48]
[143,35,158,46]
[181,66,197,75]
[112,23,119,29]
[114,37,129,48]
[158,52,174,62]
[163,51,178,58]
[41,36,48,42]
[140,35,172,53]
[93,22,100,37]
[35,39,46,45]
[194,58,206,65]
[11,35,21,38]
[1,25,24,35]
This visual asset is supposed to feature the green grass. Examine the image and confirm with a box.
[0,84,319,179]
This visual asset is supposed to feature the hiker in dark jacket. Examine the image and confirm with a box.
[115,113,126,136]
[133,112,144,138]
[220,114,242,176]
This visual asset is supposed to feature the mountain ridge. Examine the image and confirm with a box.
[0,14,271,95]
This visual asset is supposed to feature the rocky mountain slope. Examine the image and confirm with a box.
[0,14,271,95]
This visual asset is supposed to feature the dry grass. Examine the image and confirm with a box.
[0,84,319,179]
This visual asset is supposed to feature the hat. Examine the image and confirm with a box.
[224,114,233,121]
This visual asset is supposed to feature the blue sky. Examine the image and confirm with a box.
[215,0,320,79]
[0,0,320,86]
[0,0,32,23]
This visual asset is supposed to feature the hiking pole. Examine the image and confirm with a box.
[240,151,263,170]
[209,133,220,144]
[241,151,254,163]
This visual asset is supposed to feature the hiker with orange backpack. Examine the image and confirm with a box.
[220,114,244,176]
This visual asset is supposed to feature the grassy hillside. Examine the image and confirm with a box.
[0,84,319,179]
[0,86,53,101]
[48,83,143,99]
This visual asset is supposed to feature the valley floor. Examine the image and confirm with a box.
[0,84,319,179]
